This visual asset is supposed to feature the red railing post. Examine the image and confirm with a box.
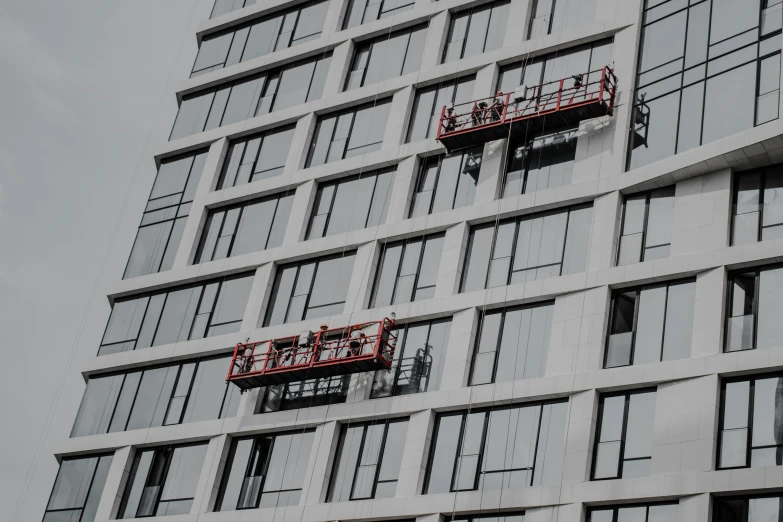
[556,79,564,110]
[599,66,606,103]
[437,105,446,138]
[502,93,510,124]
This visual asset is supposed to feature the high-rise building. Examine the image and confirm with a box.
[41,0,783,521]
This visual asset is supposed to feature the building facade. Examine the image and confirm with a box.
[41,0,783,521]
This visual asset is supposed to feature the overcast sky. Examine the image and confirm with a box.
[0,1,214,518]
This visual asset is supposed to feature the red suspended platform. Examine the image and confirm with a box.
[436,66,618,152]
[227,318,398,390]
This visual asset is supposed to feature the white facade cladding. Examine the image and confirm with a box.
[40,0,783,521]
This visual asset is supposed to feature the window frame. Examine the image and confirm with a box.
[409,147,483,217]
[730,166,783,245]
[405,74,477,143]
[585,501,679,522]
[603,277,696,368]
[723,264,783,352]
[344,24,428,90]
[616,186,675,266]
[423,399,568,493]
[441,0,510,63]
[590,388,656,481]
[216,124,297,189]
[342,0,415,29]
[43,454,114,522]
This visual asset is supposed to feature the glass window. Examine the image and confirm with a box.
[409,147,482,217]
[371,233,445,307]
[306,167,395,239]
[216,430,315,510]
[345,25,428,90]
[124,150,208,279]
[442,0,510,63]
[528,0,597,39]
[98,273,254,356]
[260,375,351,412]
[617,187,675,265]
[118,443,208,518]
[719,373,783,469]
[461,204,592,292]
[343,0,415,28]
[70,355,240,437]
[218,125,296,188]
[172,54,331,140]
[328,419,409,501]
[592,389,656,480]
[732,165,783,245]
[726,265,783,352]
[371,318,451,398]
[470,302,554,385]
[714,494,783,522]
[306,99,392,167]
[628,0,781,170]
[587,503,678,522]
[196,191,294,262]
[263,253,356,326]
[197,1,329,74]
[451,514,526,522]
[407,75,476,142]
[502,127,578,197]
[43,455,113,522]
[425,401,568,493]
[604,279,695,368]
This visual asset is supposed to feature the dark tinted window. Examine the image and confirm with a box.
[328,419,409,501]
[617,186,675,265]
[306,99,392,167]
[307,168,394,239]
[452,514,526,522]
[172,54,331,140]
[118,444,207,518]
[197,191,294,262]
[604,279,695,369]
[425,401,568,493]
[587,503,678,522]
[371,233,445,307]
[409,148,482,217]
[726,265,783,352]
[732,165,783,245]
[216,430,315,510]
[345,24,428,90]
[461,204,592,292]
[43,455,113,522]
[124,150,208,279]
[371,319,452,398]
[197,0,329,74]
[719,373,783,469]
[470,302,554,385]
[218,125,296,188]
[71,355,240,437]
[628,0,781,170]
[98,272,254,356]
[442,0,510,63]
[260,375,351,412]
[263,252,356,326]
[528,0,597,39]
[407,75,475,142]
[592,389,656,480]
[343,0,415,28]
[502,128,577,197]
[714,495,783,522]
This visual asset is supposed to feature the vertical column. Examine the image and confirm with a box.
[343,241,381,314]
[173,137,228,269]
[434,222,469,298]
[438,307,480,390]
[302,420,342,504]
[386,155,419,223]
[547,287,610,375]
[244,263,275,330]
[288,113,318,172]
[396,410,436,497]
[691,267,726,358]
[383,86,415,149]
[503,0,532,47]
[560,390,598,486]
[190,435,225,514]
[322,40,353,99]
[321,0,346,37]
[472,63,498,101]
[677,494,711,522]
[670,168,732,257]
[586,191,621,273]
[475,139,506,204]
[421,11,449,71]
[92,446,133,521]
[283,180,318,245]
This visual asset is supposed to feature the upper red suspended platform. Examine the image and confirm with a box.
[227,318,398,390]
[436,66,618,152]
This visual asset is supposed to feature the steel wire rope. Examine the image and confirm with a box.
[9,2,204,521]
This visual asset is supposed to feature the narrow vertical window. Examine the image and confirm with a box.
[616,186,675,266]
[726,265,783,352]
